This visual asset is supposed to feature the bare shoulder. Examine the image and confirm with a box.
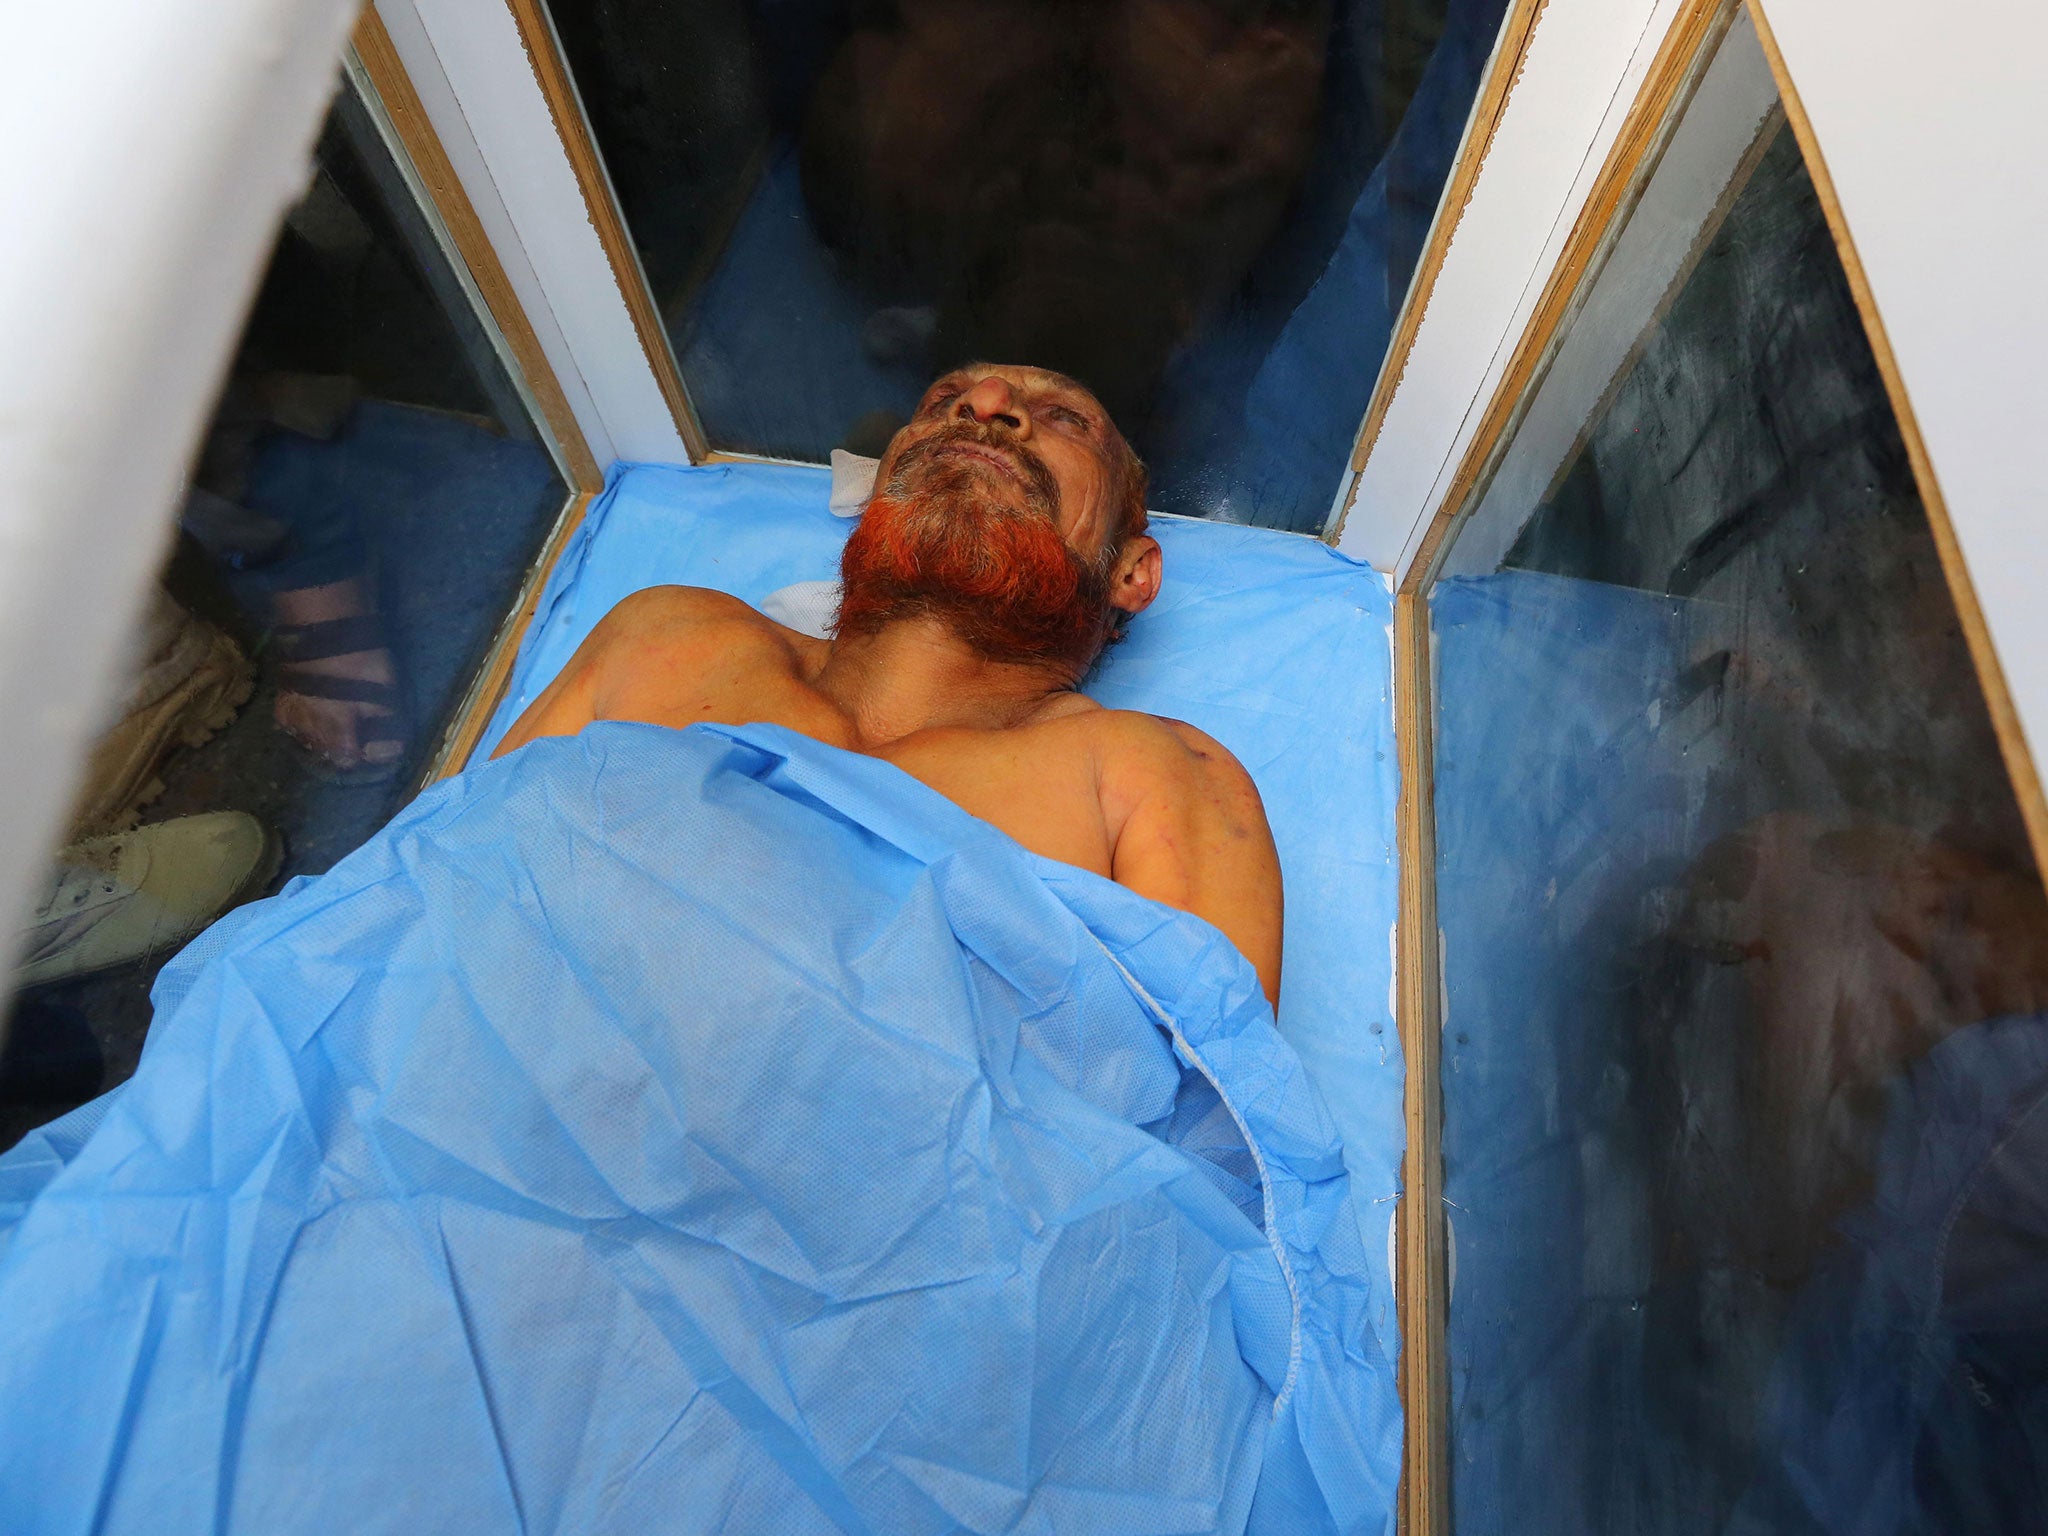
[589,585,822,666]
[1084,710,1283,1005]
[597,584,791,643]
[1088,710,1264,805]
[492,585,815,758]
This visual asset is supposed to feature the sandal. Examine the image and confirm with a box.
[271,613,412,784]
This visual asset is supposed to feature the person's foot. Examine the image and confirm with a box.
[271,578,408,777]
[17,813,280,988]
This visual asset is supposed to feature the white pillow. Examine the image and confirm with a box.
[828,450,876,518]
[758,578,843,640]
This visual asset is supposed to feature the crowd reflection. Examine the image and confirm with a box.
[801,0,1332,429]
[1433,105,2048,1536]
[548,0,1509,527]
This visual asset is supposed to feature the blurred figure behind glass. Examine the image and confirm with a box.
[801,0,1333,428]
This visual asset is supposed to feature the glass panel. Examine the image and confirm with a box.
[545,0,1514,530]
[1428,14,2048,1535]
[2,76,571,1151]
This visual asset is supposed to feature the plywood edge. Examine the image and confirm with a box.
[1745,0,2048,879]
[700,448,828,470]
[1393,590,1450,1535]
[1398,0,1734,594]
[422,487,595,782]
[354,6,603,494]
[500,0,710,463]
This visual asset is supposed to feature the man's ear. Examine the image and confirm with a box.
[1109,536,1163,616]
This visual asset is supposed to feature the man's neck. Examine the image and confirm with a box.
[811,615,1076,746]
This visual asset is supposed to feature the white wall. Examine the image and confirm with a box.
[1341,0,2047,832]
[0,0,363,1001]
[1758,0,2048,828]
[1335,0,1690,573]
[1440,10,1781,577]
[375,0,689,468]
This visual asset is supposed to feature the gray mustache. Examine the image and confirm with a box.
[887,425,1061,511]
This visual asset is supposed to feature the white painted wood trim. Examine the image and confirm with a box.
[342,43,588,492]
[1756,0,2048,800]
[1440,9,1779,577]
[376,0,687,467]
[1337,0,1689,573]
[0,0,362,974]
[371,0,615,469]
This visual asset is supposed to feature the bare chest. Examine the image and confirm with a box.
[600,666,1115,876]
[874,724,1113,877]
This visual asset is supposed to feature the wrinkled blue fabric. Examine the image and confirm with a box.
[0,721,1391,1534]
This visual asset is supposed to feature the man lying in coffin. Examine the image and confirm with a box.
[496,360,1284,1006]
[0,365,1380,1534]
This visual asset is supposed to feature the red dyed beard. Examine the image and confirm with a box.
[835,435,1116,683]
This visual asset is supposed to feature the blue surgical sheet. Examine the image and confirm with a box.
[3,721,1387,1532]
[477,463,1402,1280]
[0,464,1402,1533]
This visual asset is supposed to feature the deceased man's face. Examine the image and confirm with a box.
[836,364,1149,679]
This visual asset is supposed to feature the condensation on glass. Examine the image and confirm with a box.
[544,0,1513,531]
[1425,10,2048,1533]
[1,73,571,1152]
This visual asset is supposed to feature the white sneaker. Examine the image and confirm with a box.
[17,813,280,987]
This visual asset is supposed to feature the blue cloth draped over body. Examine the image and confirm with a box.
[0,721,1391,1534]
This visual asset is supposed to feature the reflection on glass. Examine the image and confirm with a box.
[2,78,570,1152]
[546,0,1511,529]
[1428,16,2048,1534]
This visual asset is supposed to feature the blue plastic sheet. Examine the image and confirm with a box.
[0,722,1392,1532]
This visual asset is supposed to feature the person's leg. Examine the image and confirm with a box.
[270,575,406,775]
[193,375,411,778]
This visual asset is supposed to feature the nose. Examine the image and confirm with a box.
[954,376,1029,435]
